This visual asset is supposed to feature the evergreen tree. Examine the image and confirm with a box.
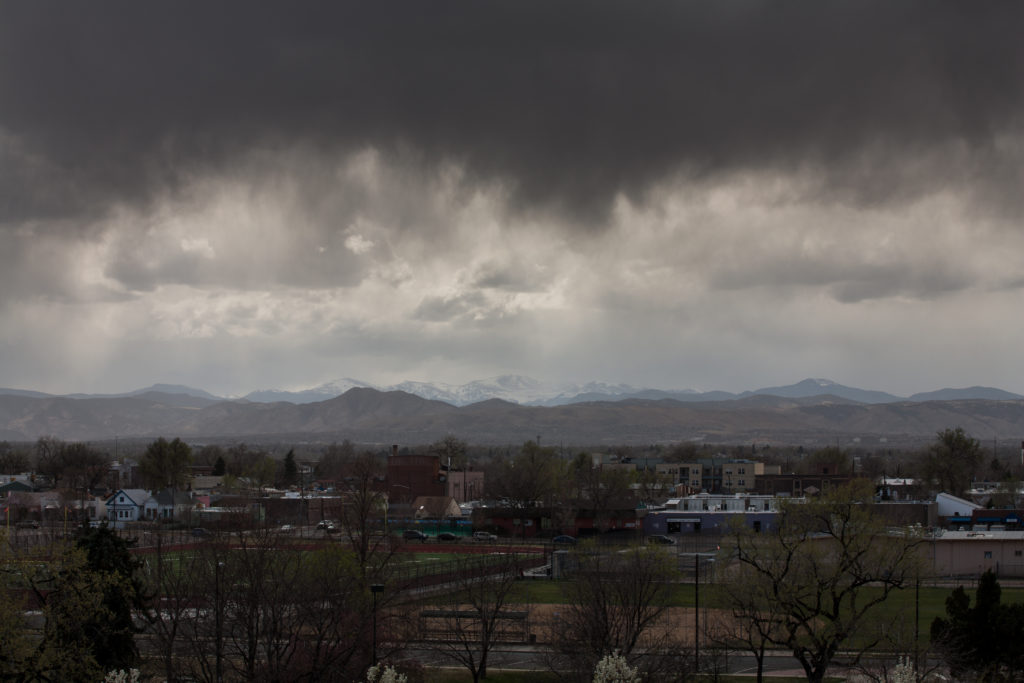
[932,570,1024,679]
[74,523,149,672]
[283,448,298,485]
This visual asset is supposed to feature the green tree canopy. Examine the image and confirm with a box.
[139,437,193,490]
[918,427,983,498]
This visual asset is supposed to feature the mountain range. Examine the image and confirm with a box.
[7,376,1016,407]
[0,377,1022,446]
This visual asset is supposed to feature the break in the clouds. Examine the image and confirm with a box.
[2,2,1024,398]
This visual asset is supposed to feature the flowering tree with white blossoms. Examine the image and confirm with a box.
[593,650,641,683]
[890,656,916,683]
[365,663,408,683]
[102,670,140,683]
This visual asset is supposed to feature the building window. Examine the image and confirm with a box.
[1015,550,1022,557]
[738,479,745,486]
[984,551,993,559]
[739,468,746,475]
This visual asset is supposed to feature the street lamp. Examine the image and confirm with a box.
[371,584,385,665]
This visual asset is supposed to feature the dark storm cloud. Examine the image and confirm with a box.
[709,255,973,303]
[413,292,489,323]
[2,2,1022,230]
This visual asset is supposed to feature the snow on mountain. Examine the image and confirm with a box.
[242,378,374,403]
[8,377,1024,410]
[394,376,558,405]
[240,375,650,406]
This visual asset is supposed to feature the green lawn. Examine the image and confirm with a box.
[506,577,1024,648]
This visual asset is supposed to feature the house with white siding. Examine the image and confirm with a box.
[106,489,152,527]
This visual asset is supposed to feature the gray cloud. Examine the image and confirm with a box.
[2,3,1022,230]
[413,293,487,323]
[3,3,1024,398]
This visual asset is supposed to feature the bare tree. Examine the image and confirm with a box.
[566,453,635,533]
[168,528,382,683]
[549,543,679,680]
[422,552,527,682]
[490,441,562,539]
[291,544,383,682]
[172,539,234,683]
[635,466,674,507]
[34,438,108,518]
[728,480,926,683]
[336,452,391,578]
[710,555,790,683]
[0,441,30,474]
[145,537,209,683]
[34,436,65,488]
[317,440,356,482]
[429,434,468,469]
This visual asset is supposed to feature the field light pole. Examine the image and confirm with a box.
[215,561,225,683]
[693,552,714,673]
[695,554,700,672]
[914,575,921,677]
[371,584,385,665]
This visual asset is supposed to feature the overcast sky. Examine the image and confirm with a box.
[2,2,1023,398]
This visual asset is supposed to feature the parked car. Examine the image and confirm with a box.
[402,529,429,542]
[15,520,39,530]
[472,531,498,542]
[646,534,676,545]
[191,527,211,537]
[317,520,337,532]
[437,532,459,542]
[552,535,577,545]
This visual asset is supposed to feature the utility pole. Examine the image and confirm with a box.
[695,553,700,672]
[914,574,920,677]
[215,561,224,683]
[371,584,385,665]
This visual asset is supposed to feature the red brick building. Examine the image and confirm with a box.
[387,450,446,503]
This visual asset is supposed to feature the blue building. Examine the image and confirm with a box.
[644,493,787,536]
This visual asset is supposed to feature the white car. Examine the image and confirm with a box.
[472,531,498,542]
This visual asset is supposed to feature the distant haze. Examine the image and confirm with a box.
[2,380,1023,446]
[2,4,1024,398]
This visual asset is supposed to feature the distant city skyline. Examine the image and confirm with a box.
[2,4,1023,398]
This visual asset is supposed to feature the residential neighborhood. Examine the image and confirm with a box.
[2,427,1024,681]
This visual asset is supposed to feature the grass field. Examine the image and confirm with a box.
[505,577,1024,647]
